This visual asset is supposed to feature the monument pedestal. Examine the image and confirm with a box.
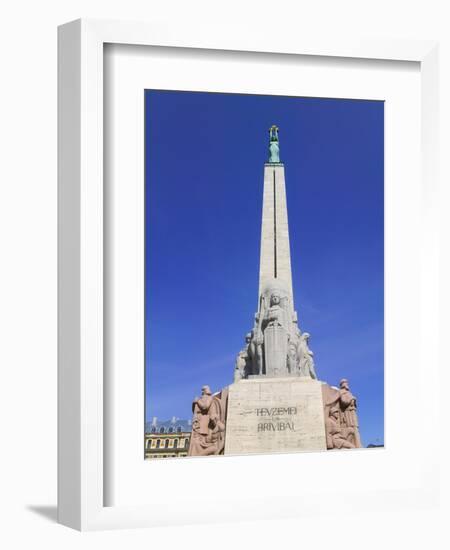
[224,377,327,456]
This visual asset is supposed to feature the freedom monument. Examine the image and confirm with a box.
[188,126,362,457]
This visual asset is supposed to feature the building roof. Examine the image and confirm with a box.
[145,417,192,434]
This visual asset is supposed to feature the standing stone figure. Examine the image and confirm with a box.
[188,386,227,456]
[250,328,264,375]
[245,329,263,376]
[298,332,317,379]
[338,379,361,448]
[234,350,247,382]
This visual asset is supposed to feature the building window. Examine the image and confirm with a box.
[156,439,161,448]
[160,427,165,434]
[185,439,189,448]
[168,427,173,433]
[165,439,169,448]
[174,439,178,449]
[151,427,156,433]
[177,426,182,433]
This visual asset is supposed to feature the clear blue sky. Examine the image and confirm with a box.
[145,90,384,446]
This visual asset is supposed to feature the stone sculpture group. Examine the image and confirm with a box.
[188,378,361,455]
[233,280,317,381]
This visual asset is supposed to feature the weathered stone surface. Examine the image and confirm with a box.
[224,377,327,456]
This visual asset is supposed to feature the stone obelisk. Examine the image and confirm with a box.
[259,146,293,306]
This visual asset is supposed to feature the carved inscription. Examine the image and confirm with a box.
[256,406,297,432]
[257,421,295,432]
[255,406,297,416]
[224,378,327,456]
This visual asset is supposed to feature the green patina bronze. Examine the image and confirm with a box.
[268,124,281,163]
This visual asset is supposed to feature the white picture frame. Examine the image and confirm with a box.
[58,18,439,531]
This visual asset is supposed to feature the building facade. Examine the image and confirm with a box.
[145,417,192,459]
